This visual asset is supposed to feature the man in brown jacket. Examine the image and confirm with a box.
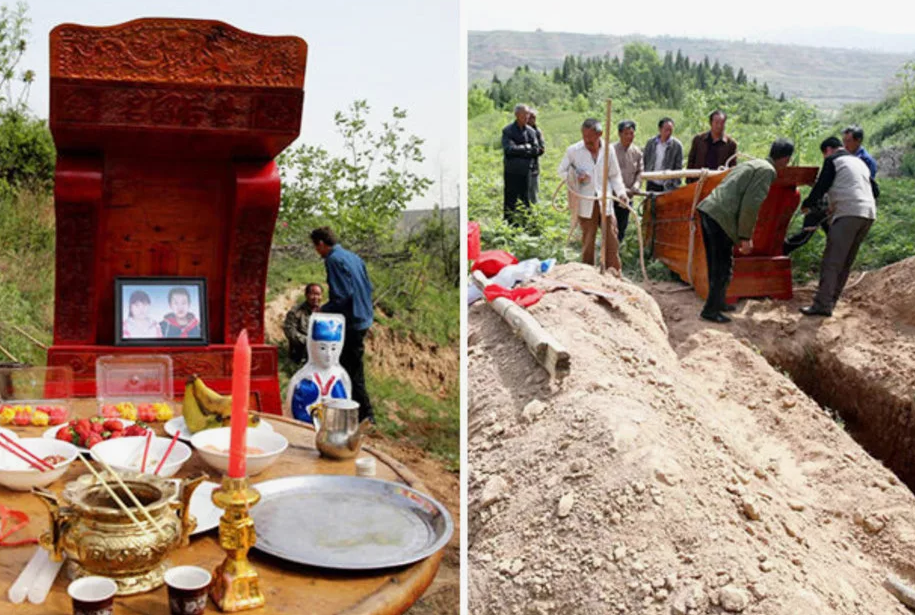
[686,110,737,182]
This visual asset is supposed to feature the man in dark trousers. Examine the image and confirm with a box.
[310,227,375,423]
[696,138,794,323]
[686,110,738,182]
[785,127,879,255]
[528,108,546,204]
[800,137,877,317]
[502,103,542,225]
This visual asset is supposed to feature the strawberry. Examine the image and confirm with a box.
[73,423,91,441]
[86,433,103,448]
[47,406,68,425]
[103,419,123,432]
[90,421,104,434]
[108,430,123,439]
[55,426,73,442]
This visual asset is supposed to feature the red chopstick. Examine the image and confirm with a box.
[0,435,54,472]
[140,431,153,473]
[153,431,180,475]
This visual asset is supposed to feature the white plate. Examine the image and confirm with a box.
[42,420,146,454]
[164,416,274,442]
[188,481,221,536]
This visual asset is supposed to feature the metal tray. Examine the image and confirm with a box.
[250,475,453,570]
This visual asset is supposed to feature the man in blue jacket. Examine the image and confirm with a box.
[311,227,375,423]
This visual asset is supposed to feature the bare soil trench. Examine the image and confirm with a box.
[469,260,915,615]
[651,256,915,490]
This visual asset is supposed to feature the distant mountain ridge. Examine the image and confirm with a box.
[470,30,913,110]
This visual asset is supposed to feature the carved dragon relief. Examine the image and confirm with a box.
[52,20,306,88]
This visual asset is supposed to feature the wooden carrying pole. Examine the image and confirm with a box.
[471,271,570,380]
[600,99,622,274]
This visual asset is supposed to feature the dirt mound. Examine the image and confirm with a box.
[469,263,915,614]
[846,256,915,328]
[365,327,458,398]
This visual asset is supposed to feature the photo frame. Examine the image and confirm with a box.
[114,277,208,347]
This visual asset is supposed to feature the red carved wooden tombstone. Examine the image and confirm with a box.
[645,166,819,303]
[46,19,308,413]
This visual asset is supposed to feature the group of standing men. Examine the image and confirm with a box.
[502,103,880,323]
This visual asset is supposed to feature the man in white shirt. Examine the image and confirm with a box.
[558,118,629,267]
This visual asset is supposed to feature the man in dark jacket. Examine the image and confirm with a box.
[800,137,877,317]
[311,227,375,423]
[528,108,546,204]
[283,282,323,364]
[643,117,684,193]
[502,103,542,225]
[696,138,794,323]
[686,110,738,182]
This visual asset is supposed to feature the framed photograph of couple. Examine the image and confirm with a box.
[114,277,208,347]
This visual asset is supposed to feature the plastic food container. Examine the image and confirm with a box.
[95,355,176,423]
[0,366,73,427]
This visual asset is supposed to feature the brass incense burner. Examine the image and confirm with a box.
[33,471,206,595]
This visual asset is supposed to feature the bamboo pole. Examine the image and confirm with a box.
[600,100,612,273]
[471,271,570,380]
[640,168,727,183]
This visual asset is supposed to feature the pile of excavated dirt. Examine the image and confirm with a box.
[469,262,915,615]
[650,256,915,489]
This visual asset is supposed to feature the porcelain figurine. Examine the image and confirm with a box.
[285,313,351,423]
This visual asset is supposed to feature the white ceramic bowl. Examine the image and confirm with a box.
[0,426,19,441]
[190,427,288,477]
[0,437,79,491]
[90,436,192,478]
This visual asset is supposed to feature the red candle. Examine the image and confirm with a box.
[228,329,251,478]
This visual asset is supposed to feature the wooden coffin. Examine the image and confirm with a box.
[45,19,308,413]
[643,166,818,303]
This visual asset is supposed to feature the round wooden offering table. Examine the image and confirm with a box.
[0,401,446,614]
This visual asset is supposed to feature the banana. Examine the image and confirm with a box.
[182,379,210,434]
[192,375,233,417]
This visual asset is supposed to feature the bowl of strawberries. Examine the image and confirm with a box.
[43,417,153,452]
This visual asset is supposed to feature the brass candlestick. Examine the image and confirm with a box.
[209,476,265,612]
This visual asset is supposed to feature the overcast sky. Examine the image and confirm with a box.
[467,0,915,53]
[20,0,461,209]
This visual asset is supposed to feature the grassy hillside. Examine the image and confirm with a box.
[470,30,912,110]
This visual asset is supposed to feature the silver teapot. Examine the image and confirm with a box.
[311,399,372,460]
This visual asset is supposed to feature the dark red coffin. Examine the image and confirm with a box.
[46,19,308,413]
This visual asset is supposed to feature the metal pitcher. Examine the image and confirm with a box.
[311,399,372,460]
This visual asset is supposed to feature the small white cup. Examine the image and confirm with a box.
[355,456,376,477]
[68,576,117,615]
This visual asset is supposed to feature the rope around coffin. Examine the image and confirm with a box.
[550,178,649,282]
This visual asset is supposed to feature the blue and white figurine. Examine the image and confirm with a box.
[285,313,351,423]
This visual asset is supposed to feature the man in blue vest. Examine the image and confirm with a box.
[311,227,375,423]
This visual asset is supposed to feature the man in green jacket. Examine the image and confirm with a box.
[696,138,795,323]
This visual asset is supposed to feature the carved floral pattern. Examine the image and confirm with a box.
[55,84,301,132]
[53,21,305,88]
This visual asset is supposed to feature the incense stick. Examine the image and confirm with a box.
[75,456,149,534]
[89,455,167,538]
